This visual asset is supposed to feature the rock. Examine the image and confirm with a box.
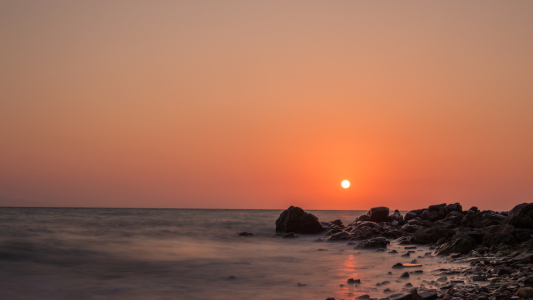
[283,232,298,238]
[413,227,454,244]
[472,275,487,281]
[400,272,410,278]
[421,209,443,222]
[461,210,482,228]
[326,298,335,300]
[276,206,324,234]
[368,206,390,222]
[517,287,533,299]
[389,250,398,254]
[509,203,533,229]
[392,263,404,268]
[384,288,393,293]
[297,283,307,287]
[327,231,353,241]
[524,276,533,286]
[354,237,390,249]
[418,290,438,300]
[238,232,253,236]
[401,253,410,257]
[347,278,361,284]
[446,203,462,213]
[405,283,413,287]
[357,295,370,299]
[388,272,393,275]
[436,237,475,255]
[228,275,237,280]
[388,289,420,300]
[469,206,478,212]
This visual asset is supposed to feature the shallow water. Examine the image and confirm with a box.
[0,208,468,300]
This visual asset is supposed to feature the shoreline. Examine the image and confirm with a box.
[274,203,533,300]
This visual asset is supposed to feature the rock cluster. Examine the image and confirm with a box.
[275,202,533,300]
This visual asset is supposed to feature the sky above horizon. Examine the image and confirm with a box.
[1,1,533,211]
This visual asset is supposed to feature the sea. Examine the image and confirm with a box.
[0,208,467,300]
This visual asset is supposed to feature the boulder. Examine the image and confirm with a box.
[388,288,420,300]
[367,206,390,222]
[276,206,324,234]
[445,203,462,213]
[508,203,533,229]
[418,290,437,300]
[413,227,454,245]
[405,209,425,221]
[436,237,475,255]
[420,210,442,222]
[327,231,353,241]
[461,210,482,228]
[354,237,390,249]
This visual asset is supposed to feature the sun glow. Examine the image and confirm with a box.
[341,180,350,189]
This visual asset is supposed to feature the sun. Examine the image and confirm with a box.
[341,180,350,189]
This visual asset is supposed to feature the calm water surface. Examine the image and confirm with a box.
[0,208,467,300]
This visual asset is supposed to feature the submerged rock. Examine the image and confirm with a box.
[276,206,324,234]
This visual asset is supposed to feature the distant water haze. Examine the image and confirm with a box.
[0,208,468,300]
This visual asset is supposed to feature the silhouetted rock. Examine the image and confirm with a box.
[238,232,253,236]
[276,206,324,234]
[413,227,454,245]
[367,206,390,222]
[347,278,361,284]
[509,203,533,229]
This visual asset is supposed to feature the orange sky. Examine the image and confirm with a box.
[1,1,532,210]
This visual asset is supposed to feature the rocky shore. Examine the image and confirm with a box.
[275,203,533,300]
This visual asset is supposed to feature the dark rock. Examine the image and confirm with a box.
[461,210,482,228]
[388,272,393,275]
[401,253,410,257]
[446,203,462,213]
[326,298,335,300]
[297,283,307,287]
[368,206,390,222]
[347,278,361,284]
[392,263,404,268]
[276,206,324,234]
[509,203,533,229]
[469,206,478,212]
[238,232,253,236]
[517,287,533,299]
[483,233,515,247]
[389,250,398,254]
[327,231,353,241]
[357,295,370,299]
[405,283,413,287]
[384,288,393,293]
[418,290,437,300]
[228,275,237,280]
[413,227,454,244]
[388,288,420,300]
[524,276,533,286]
[472,275,486,281]
[354,237,390,249]
[283,232,298,238]
[436,237,475,255]
[400,272,410,278]
[402,224,420,234]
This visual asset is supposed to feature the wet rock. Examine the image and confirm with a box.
[382,281,391,285]
[517,287,533,299]
[418,290,438,300]
[405,283,413,287]
[436,237,475,255]
[276,206,324,234]
[401,253,410,257]
[388,272,393,275]
[238,232,253,236]
[389,250,398,254]
[357,295,370,299]
[228,275,237,280]
[509,203,533,229]
[393,263,404,268]
[400,272,410,278]
[326,298,336,300]
[327,231,353,241]
[354,237,390,249]
[348,278,361,284]
[388,288,420,300]
[283,232,298,238]
[384,288,393,293]
[420,209,443,222]
[368,206,390,222]
[297,283,307,287]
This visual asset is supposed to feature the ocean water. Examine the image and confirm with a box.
[0,208,467,300]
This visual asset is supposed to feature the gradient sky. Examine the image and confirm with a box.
[1,1,532,210]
